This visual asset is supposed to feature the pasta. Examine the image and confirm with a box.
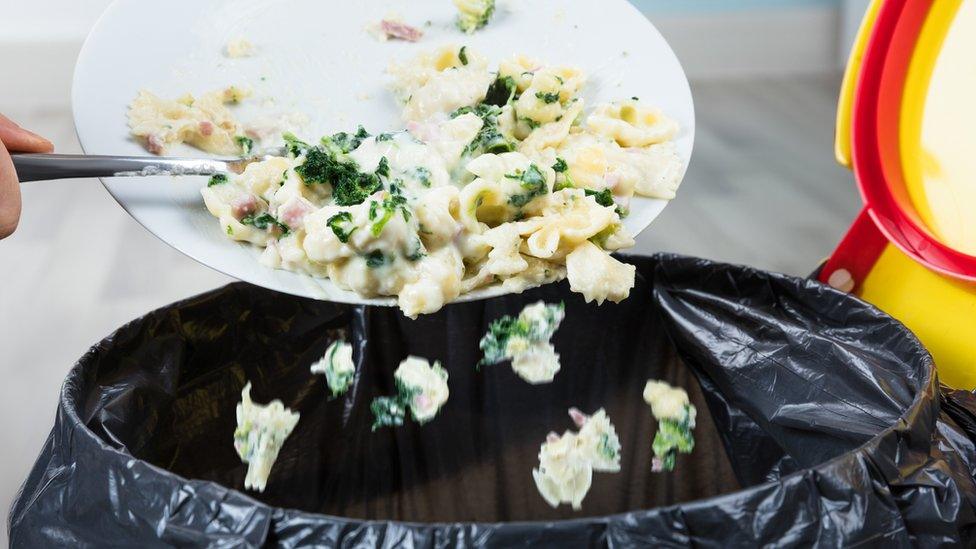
[533,407,622,509]
[310,340,355,397]
[233,382,300,492]
[180,46,683,316]
[128,87,252,155]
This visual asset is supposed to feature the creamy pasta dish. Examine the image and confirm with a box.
[134,45,682,317]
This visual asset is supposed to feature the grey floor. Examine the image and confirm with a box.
[0,74,861,540]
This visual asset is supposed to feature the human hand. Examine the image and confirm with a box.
[1,114,55,239]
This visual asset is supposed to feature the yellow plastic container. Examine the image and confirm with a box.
[826,0,976,389]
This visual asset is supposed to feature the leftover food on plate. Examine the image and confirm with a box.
[533,407,621,509]
[366,15,425,42]
[310,340,356,396]
[372,356,450,430]
[128,86,252,156]
[224,37,257,58]
[233,382,300,492]
[479,300,565,383]
[454,0,495,34]
[643,380,696,472]
[134,42,682,315]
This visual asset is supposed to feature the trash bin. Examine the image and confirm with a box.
[9,254,976,547]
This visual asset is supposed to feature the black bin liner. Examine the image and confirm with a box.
[9,254,976,547]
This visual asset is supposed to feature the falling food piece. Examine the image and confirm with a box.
[479,301,565,383]
[533,407,621,510]
[532,430,593,510]
[371,356,449,430]
[233,382,300,492]
[310,340,355,397]
[573,408,622,472]
[643,380,696,472]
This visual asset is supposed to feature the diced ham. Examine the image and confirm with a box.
[231,194,259,219]
[146,134,165,155]
[568,407,588,428]
[198,120,214,136]
[278,197,314,231]
[380,19,424,42]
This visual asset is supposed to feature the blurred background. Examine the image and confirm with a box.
[1,0,870,540]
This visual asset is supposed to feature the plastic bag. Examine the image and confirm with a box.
[9,254,976,547]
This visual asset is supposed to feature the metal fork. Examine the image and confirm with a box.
[12,148,287,183]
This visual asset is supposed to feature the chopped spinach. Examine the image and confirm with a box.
[364,250,389,268]
[484,76,518,106]
[506,164,548,207]
[452,103,516,156]
[459,46,469,66]
[535,91,560,104]
[584,188,615,208]
[241,212,290,235]
[552,158,568,173]
[207,173,228,187]
[235,135,254,155]
[410,166,432,187]
[370,396,406,431]
[282,132,310,157]
[326,211,357,243]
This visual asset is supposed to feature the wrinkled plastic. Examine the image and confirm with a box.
[9,254,976,547]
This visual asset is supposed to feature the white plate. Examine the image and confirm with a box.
[73,0,694,306]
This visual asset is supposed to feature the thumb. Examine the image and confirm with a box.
[0,140,22,239]
[0,114,54,153]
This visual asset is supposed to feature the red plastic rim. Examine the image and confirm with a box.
[850,0,976,281]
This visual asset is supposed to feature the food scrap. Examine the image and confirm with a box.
[310,340,355,397]
[233,382,300,492]
[643,380,696,472]
[480,301,565,383]
[533,407,621,509]
[371,356,449,430]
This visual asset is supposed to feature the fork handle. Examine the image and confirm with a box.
[12,153,232,182]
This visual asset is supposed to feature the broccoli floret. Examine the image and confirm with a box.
[535,91,560,104]
[326,211,357,243]
[506,164,548,207]
[207,173,228,187]
[479,302,565,366]
[484,75,518,106]
[455,0,495,34]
